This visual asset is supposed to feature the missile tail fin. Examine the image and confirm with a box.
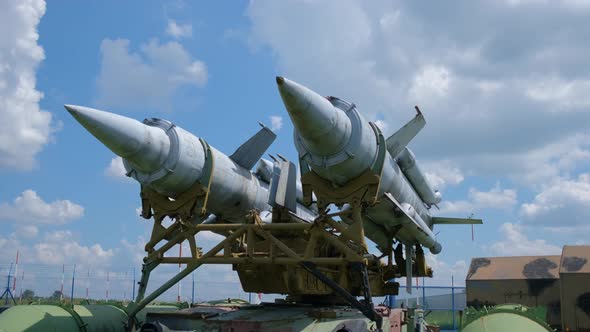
[230,126,276,170]
[385,106,426,158]
[431,217,483,225]
[383,193,442,254]
[268,160,297,212]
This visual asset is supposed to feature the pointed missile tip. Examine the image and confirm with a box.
[64,104,78,114]
[276,76,285,85]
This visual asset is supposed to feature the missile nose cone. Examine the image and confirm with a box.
[64,104,170,173]
[64,104,143,157]
[276,77,351,155]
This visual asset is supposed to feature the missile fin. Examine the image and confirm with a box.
[230,126,277,170]
[385,107,426,158]
[383,193,429,233]
[431,217,483,225]
[268,160,297,212]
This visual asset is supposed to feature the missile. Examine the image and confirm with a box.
[277,77,476,255]
[64,104,315,223]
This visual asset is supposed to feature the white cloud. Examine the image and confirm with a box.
[374,119,389,135]
[439,184,517,215]
[16,225,38,239]
[0,190,84,225]
[526,77,590,110]
[426,254,467,285]
[104,156,132,181]
[166,20,192,39]
[269,115,283,131]
[0,0,55,170]
[0,230,114,268]
[408,65,452,102]
[96,38,207,110]
[34,231,114,266]
[520,173,590,227]
[488,223,561,256]
[121,236,147,267]
[245,1,590,188]
[423,161,464,190]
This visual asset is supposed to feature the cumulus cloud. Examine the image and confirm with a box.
[166,20,192,39]
[245,1,590,187]
[373,119,390,136]
[526,78,590,110]
[0,230,114,268]
[0,190,84,225]
[104,156,133,181]
[16,224,38,239]
[426,254,468,285]
[423,161,464,190]
[488,223,561,256]
[34,231,114,266]
[408,65,452,103]
[0,0,55,170]
[96,38,207,110]
[269,115,283,131]
[520,173,590,227]
[439,183,517,215]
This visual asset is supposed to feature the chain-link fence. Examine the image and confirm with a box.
[383,278,466,331]
[0,262,253,305]
[2,263,465,330]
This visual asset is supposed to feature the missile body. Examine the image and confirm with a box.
[65,105,315,223]
[276,77,442,254]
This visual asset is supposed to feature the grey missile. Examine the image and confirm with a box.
[65,104,316,223]
[277,77,447,254]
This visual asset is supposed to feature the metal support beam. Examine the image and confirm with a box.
[300,261,383,331]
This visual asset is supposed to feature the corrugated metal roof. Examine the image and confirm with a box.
[466,256,561,280]
[560,245,590,274]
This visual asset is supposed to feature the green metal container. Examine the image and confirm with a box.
[73,305,128,332]
[461,304,553,332]
[0,304,176,332]
[0,305,81,332]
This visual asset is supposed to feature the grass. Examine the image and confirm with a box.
[425,310,461,330]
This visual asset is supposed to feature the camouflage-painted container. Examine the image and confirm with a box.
[560,245,590,332]
[466,256,561,327]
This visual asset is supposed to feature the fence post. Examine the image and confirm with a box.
[70,264,76,304]
[422,277,426,309]
[132,268,136,300]
[452,275,456,330]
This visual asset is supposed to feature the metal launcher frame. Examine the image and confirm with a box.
[125,126,426,330]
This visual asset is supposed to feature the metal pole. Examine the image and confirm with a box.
[422,277,426,309]
[86,267,90,300]
[19,270,24,303]
[249,293,252,304]
[132,268,136,300]
[452,275,456,330]
[191,272,195,305]
[177,244,182,303]
[12,251,18,293]
[124,271,127,302]
[106,271,110,301]
[60,264,65,302]
[70,264,76,304]
[388,294,396,308]
[4,263,13,305]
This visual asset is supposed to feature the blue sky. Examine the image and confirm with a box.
[1,0,590,301]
